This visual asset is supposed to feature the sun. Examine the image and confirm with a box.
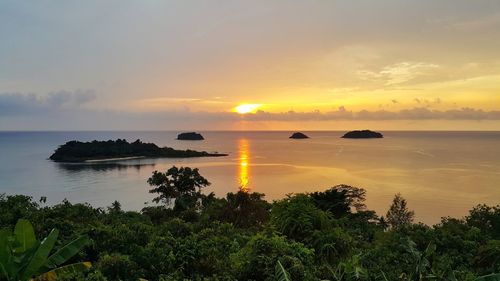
[234,104,261,114]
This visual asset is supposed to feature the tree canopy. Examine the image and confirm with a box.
[386,193,415,229]
[49,139,226,162]
[1,167,499,280]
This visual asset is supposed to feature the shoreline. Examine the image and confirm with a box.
[83,156,147,163]
[53,154,228,163]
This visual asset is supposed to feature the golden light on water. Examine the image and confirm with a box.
[234,104,261,114]
[238,138,250,192]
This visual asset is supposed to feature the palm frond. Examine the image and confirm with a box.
[275,260,292,281]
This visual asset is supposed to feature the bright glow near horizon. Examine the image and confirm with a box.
[234,104,262,114]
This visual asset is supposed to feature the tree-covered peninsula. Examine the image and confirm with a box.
[49,139,227,162]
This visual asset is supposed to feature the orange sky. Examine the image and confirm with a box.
[1,1,499,130]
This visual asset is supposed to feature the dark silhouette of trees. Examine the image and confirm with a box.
[310,184,366,218]
[219,191,270,228]
[147,166,210,211]
[466,204,500,239]
[49,139,226,162]
[271,194,331,242]
[386,193,415,229]
[107,200,122,214]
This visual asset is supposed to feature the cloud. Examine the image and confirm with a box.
[2,93,499,124]
[358,62,440,86]
[238,107,500,121]
[2,105,500,131]
[0,90,96,115]
[410,97,443,108]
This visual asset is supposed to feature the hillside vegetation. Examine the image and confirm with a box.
[1,166,499,280]
[49,139,227,162]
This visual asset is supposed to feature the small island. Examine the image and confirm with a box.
[342,130,383,139]
[49,139,227,163]
[289,132,309,139]
[177,132,204,140]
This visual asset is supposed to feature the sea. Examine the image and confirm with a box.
[0,131,499,225]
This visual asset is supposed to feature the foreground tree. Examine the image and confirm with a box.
[466,204,500,239]
[271,194,331,242]
[233,233,315,281]
[0,219,90,281]
[386,193,415,229]
[310,184,367,218]
[218,191,270,228]
[147,166,210,211]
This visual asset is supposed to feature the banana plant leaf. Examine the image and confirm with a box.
[45,235,90,268]
[14,219,36,254]
[477,273,500,281]
[20,229,59,280]
[35,262,91,281]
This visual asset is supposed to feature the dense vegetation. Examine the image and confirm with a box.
[1,166,499,280]
[0,219,90,281]
[49,139,227,162]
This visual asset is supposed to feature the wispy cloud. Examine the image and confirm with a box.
[240,107,500,121]
[2,105,500,131]
[0,90,96,115]
[358,62,440,85]
[1,91,499,123]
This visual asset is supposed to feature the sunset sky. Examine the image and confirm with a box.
[1,0,500,130]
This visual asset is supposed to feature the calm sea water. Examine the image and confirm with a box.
[0,131,499,224]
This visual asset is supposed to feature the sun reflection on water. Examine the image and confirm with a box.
[238,138,250,192]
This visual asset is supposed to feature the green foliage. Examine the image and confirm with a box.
[49,139,224,162]
[1,167,500,280]
[0,219,90,281]
[475,240,500,273]
[476,273,500,281]
[233,232,315,281]
[207,191,271,229]
[96,253,141,281]
[400,241,436,281]
[310,185,367,218]
[386,193,415,229]
[14,219,37,253]
[275,260,292,281]
[46,236,91,268]
[431,217,484,273]
[271,194,332,242]
[147,166,210,210]
[0,195,38,228]
[37,262,92,281]
[311,227,353,263]
[328,255,368,281]
[467,205,500,239]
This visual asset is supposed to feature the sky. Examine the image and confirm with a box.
[1,0,500,130]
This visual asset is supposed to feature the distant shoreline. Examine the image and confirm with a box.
[84,156,147,163]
